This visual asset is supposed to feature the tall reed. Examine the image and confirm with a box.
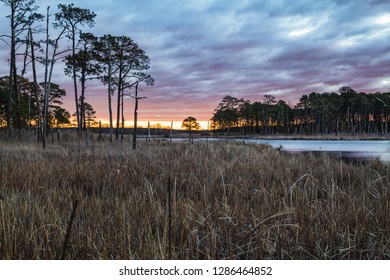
[0,139,389,259]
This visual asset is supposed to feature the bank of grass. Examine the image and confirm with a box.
[0,138,389,259]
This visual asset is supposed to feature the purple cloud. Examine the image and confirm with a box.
[0,0,389,122]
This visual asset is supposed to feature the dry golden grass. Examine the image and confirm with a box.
[0,136,389,259]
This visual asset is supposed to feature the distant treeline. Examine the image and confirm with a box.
[211,87,390,135]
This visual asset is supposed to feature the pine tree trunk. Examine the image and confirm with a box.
[29,28,40,141]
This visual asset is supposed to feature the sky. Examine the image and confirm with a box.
[1,0,390,128]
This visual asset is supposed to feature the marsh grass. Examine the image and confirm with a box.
[0,137,389,259]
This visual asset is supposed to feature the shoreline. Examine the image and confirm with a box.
[167,133,390,141]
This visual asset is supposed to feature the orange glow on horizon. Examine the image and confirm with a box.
[97,120,210,130]
[68,117,210,130]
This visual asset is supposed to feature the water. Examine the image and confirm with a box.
[248,139,390,163]
[178,138,390,163]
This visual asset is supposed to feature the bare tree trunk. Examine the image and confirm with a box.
[71,28,80,133]
[4,1,14,135]
[10,0,20,134]
[148,121,150,142]
[5,0,19,136]
[7,58,13,137]
[121,87,125,142]
[11,23,20,134]
[108,52,113,143]
[108,89,113,143]
[29,28,40,141]
[20,33,29,129]
[43,7,66,148]
[13,59,20,132]
[115,67,123,141]
[133,83,139,150]
[80,68,86,132]
[42,6,50,149]
[170,121,173,142]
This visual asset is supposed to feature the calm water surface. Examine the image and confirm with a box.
[187,138,390,163]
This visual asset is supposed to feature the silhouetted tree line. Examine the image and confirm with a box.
[212,87,390,135]
[0,0,153,147]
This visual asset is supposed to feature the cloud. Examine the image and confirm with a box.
[0,0,389,122]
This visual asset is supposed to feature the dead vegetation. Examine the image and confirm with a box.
[0,138,389,259]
